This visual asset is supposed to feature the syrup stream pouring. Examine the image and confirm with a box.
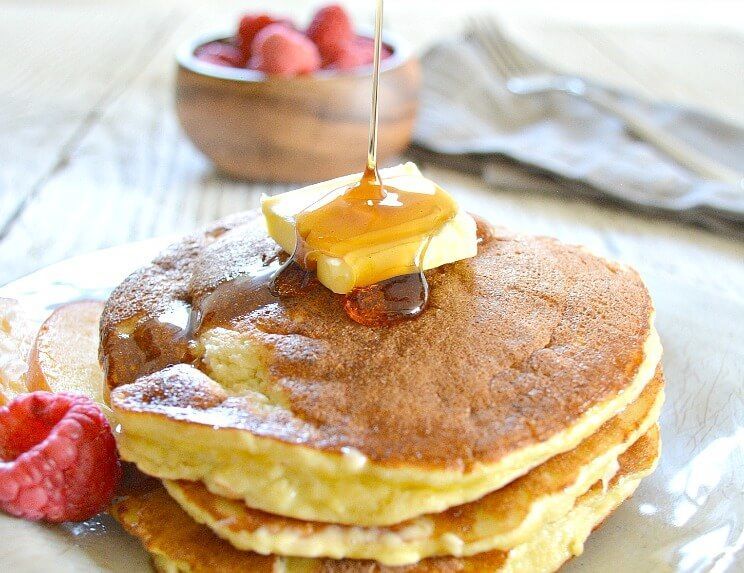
[365,0,384,186]
[270,0,422,326]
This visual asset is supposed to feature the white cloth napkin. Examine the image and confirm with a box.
[412,33,744,238]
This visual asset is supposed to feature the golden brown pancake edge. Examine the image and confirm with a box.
[112,427,661,573]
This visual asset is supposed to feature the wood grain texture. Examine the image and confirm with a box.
[0,0,743,304]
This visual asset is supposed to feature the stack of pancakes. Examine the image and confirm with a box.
[102,212,664,572]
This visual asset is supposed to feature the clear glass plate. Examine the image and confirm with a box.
[0,240,741,572]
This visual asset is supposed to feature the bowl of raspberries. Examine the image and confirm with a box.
[175,4,420,182]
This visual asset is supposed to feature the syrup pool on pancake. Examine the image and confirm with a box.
[271,166,460,326]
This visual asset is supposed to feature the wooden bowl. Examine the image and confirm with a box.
[175,31,421,183]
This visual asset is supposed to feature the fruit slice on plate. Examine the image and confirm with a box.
[27,301,108,411]
[0,298,35,406]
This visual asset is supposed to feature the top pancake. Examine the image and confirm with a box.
[102,211,653,469]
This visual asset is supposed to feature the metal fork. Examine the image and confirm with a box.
[469,17,743,186]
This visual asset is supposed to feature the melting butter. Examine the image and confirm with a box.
[261,163,478,294]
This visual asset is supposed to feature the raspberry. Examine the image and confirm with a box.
[237,13,290,59]
[307,4,354,64]
[326,36,393,71]
[0,392,121,522]
[249,24,321,77]
[194,42,246,68]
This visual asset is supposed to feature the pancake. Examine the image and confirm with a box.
[112,427,661,573]
[162,370,663,565]
[104,211,661,525]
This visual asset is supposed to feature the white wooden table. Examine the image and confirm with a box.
[2,0,743,307]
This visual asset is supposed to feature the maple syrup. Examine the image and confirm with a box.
[272,0,457,327]
[197,257,315,334]
[343,269,429,327]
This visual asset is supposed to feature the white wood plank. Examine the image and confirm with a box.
[0,2,179,231]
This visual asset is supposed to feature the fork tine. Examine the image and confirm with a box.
[468,17,512,79]
[470,16,527,79]
[477,16,548,77]
[487,18,541,74]
[505,38,544,75]
[479,19,525,75]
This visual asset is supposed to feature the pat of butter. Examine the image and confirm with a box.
[261,163,478,294]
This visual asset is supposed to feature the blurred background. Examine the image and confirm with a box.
[1,0,743,292]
